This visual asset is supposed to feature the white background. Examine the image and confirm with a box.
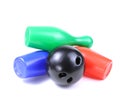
[0,0,120,100]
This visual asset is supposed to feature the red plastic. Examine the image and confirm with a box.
[75,46,112,80]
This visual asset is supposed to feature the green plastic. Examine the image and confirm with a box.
[25,26,93,51]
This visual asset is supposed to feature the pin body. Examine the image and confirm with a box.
[14,51,49,78]
[75,46,112,80]
[25,26,93,51]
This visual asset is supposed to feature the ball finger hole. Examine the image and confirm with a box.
[67,77,73,83]
[58,73,67,78]
[75,56,81,65]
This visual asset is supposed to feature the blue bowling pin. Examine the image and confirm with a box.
[14,51,49,78]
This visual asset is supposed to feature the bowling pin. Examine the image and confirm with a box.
[25,26,93,51]
[75,46,112,80]
[14,51,49,78]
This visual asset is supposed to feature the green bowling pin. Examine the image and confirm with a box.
[25,26,93,51]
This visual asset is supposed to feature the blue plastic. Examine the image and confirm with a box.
[14,51,49,78]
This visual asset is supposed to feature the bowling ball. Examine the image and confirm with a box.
[47,46,84,86]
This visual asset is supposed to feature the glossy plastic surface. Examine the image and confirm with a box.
[14,51,49,78]
[47,46,84,86]
[25,26,93,51]
[75,46,112,80]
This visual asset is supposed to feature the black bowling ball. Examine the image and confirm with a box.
[47,46,84,86]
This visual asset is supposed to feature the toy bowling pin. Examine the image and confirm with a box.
[75,46,112,80]
[25,26,93,51]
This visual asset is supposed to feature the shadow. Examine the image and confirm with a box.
[58,85,75,89]
[82,76,102,82]
[56,81,80,89]
[56,76,102,89]
[23,75,49,85]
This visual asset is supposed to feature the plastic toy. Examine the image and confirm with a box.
[13,26,112,86]
[47,46,84,86]
[75,46,112,80]
[14,51,48,78]
[25,26,93,51]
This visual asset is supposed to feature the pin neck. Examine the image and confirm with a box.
[74,36,93,48]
